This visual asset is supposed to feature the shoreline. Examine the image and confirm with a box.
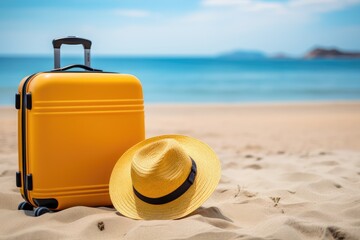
[1,99,360,108]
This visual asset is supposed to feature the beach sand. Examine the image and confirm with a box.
[0,102,359,239]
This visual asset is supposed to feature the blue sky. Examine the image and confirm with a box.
[0,0,360,56]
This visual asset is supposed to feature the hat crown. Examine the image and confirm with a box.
[131,139,192,198]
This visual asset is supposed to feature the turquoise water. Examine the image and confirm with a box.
[0,56,360,105]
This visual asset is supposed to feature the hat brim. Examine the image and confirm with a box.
[109,135,221,220]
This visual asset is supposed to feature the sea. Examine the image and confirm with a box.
[0,56,360,105]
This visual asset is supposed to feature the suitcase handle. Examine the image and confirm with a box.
[52,64,102,72]
[53,36,91,49]
[52,36,92,69]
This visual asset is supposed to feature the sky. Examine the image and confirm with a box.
[0,0,360,56]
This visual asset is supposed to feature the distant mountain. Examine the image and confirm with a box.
[218,47,360,60]
[218,50,266,60]
[270,53,293,59]
[305,48,360,59]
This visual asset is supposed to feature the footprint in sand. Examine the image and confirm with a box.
[243,164,262,170]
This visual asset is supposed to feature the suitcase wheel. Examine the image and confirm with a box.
[18,201,34,211]
[34,206,50,217]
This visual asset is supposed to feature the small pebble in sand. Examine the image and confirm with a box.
[270,197,281,207]
[97,221,105,231]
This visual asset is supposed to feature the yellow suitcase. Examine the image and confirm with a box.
[16,37,145,216]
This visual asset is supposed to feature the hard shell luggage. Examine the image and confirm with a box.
[16,37,145,216]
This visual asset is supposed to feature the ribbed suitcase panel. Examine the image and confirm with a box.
[19,72,145,210]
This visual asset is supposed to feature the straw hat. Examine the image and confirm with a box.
[109,135,221,220]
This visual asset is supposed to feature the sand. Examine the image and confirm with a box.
[0,102,359,240]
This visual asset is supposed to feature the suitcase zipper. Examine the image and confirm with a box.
[20,74,36,204]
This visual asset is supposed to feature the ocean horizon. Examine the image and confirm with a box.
[1,56,360,105]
